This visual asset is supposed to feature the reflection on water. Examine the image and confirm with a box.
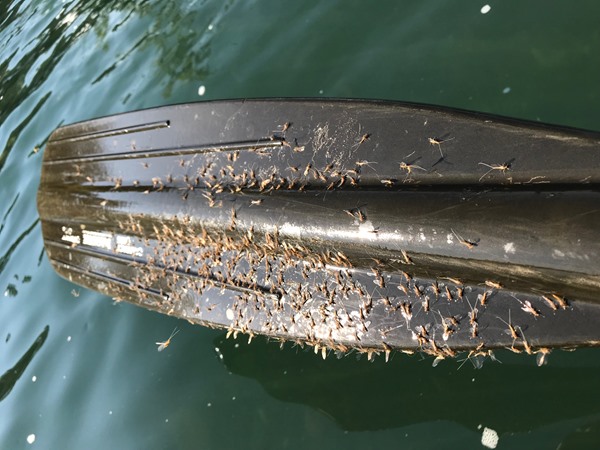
[0,0,225,153]
[0,219,38,274]
[0,194,19,235]
[3,274,31,298]
[218,335,600,434]
[0,325,49,402]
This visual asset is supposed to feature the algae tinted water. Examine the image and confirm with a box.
[1,1,600,448]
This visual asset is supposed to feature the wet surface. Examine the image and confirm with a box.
[38,100,600,361]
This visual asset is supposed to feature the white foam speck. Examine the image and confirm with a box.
[226,309,234,320]
[67,336,72,342]
[207,402,212,407]
[481,5,491,14]
[502,87,511,94]
[109,410,113,415]
[27,434,36,444]
[481,427,499,448]
[503,242,515,254]
[59,11,77,26]
[198,85,206,96]
[208,24,214,31]
[32,376,37,382]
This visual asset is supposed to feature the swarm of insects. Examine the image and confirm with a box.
[58,114,586,369]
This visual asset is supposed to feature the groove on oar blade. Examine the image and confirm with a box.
[44,139,284,164]
[49,120,171,144]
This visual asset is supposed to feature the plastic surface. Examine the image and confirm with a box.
[37,99,600,360]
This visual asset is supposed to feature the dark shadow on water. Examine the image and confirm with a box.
[0,219,39,274]
[218,335,600,433]
[0,193,19,235]
[0,325,49,402]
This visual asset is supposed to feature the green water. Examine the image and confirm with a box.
[1,1,600,448]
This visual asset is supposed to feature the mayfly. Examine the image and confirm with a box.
[535,348,551,367]
[156,327,180,351]
[478,162,511,182]
[451,228,478,249]
[428,136,454,158]
[354,133,370,148]
[398,162,426,176]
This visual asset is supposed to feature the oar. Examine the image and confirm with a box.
[37,99,600,363]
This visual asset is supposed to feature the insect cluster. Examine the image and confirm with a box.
[59,120,573,367]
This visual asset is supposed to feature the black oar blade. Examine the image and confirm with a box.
[38,99,600,360]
